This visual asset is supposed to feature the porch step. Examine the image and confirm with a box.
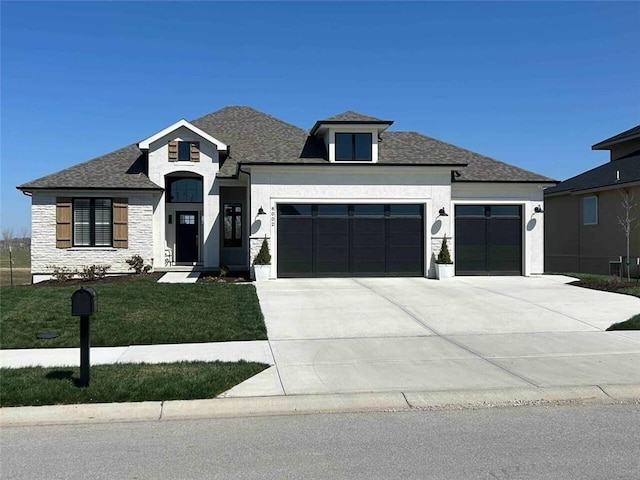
[157,271,201,283]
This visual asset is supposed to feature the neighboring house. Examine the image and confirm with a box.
[544,125,640,275]
[17,106,554,283]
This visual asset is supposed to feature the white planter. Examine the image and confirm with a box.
[253,264,271,281]
[435,263,455,280]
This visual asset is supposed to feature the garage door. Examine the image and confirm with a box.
[277,204,424,277]
[455,205,522,275]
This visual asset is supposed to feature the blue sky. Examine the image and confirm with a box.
[2,1,639,234]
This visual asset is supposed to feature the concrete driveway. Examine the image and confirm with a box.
[224,276,640,397]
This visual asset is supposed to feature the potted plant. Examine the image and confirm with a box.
[435,235,454,280]
[253,237,271,281]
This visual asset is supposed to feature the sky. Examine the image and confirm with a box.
[1,1,639,234]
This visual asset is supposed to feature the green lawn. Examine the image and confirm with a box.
[607,313,640,331]
[563,272,640,299]
[1,276,267,349]
[0,361,268,407]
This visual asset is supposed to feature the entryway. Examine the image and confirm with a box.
[175,211,199,263]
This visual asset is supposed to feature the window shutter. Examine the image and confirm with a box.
[113,198,128,249]
[190,142,200,162]
[168,141,178,162]
[56,197,72,248]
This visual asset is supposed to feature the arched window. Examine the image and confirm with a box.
[166,178,203,203]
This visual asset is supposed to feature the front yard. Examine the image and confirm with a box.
[0,275,267,349]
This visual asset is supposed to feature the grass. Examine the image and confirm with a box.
[607,313,640,331]
[562,272,640,299]
[1,275,267,349]
[0,246,31,286]
[0,361,268,407]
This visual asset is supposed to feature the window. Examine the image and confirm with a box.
[73,198,112,246]
[223,203,242,247]
[180,213,196,225]
[335,133,372,161]
[168,141,200,162]
[167,177,203,203]
[583,196,598,225]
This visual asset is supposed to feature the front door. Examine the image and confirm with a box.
[176,211,199,263]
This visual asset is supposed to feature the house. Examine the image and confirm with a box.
[544,125,640,275]
[17,106,554,283]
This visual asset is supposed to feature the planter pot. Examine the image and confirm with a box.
[435,263,455,280]
[253,264,271,281]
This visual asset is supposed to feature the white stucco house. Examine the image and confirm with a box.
[18,106,555,283]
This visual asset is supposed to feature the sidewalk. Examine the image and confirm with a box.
[0,341,274,369]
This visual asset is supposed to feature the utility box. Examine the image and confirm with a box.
[71,287,97,317]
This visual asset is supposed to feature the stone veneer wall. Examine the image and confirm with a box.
[31,192,154,282]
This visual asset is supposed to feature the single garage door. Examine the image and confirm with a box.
[455,205,522,275]
[277,204,424,277]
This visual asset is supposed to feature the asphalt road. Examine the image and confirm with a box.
[2,404,639,479]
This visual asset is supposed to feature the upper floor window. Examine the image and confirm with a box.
[167,177,203,203]
[73,198,112,246]
[168,141,200,162]
[335,133,372,161]
[582,196,598,225]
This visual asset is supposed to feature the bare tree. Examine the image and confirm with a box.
[2,227,14,250]
[617,189,639,281]
[20,226,31,250]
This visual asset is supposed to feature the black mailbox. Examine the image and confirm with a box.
[71,287,97,316]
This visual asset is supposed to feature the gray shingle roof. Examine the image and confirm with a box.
[18,105,554,189]
[321,111,391,123]
[544,152,640,195]
[592,125,640,150]
[17,144,162,191]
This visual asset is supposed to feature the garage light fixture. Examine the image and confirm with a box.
[438,207,448,217]
[534,205,544,214]
[257,207,266,215]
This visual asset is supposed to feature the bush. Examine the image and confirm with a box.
[253,238,271,265]
[47,265,76,282]
[79,264,111,281]
[436,236,452,264]
[126,255,152,274]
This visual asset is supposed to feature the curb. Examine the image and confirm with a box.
[1,384,638,427]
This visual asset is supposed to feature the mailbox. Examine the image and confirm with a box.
[71,287,97,317]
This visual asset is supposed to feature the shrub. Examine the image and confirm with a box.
[436,236,453,264]
[126,255,152,274]
[253,238,271,265]
[79,264,111,281]
[47,265,76,282]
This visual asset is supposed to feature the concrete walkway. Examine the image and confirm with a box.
[0,341,274,369]
[157,271,200,283]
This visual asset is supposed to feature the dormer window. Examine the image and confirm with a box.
[178,142,192,161]
[335,133,372,161]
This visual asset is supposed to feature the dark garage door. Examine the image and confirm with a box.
[455,205,522,275]
[277,204,424,277]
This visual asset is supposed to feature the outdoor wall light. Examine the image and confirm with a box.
[534,205,544,214]
[257,207,266,215]
[438,207,449,217]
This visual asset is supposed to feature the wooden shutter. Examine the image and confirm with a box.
[190,142,200,162]
[168,141,178,162]
[56,197,72,249]
[113,198,128,249]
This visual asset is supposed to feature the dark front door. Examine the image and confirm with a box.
[455,205,522,275]
[277,204,424,277]
[176,211,199,263]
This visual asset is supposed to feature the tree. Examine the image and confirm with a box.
[617,189,639,281]
[2,228,14,250]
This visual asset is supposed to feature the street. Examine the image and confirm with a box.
[2,403,639,479]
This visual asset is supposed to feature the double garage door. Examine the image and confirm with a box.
[277,204,424,277]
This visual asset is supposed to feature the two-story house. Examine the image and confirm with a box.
[544,125,640,274]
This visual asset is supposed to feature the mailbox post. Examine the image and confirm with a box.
[71,287,97,387]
